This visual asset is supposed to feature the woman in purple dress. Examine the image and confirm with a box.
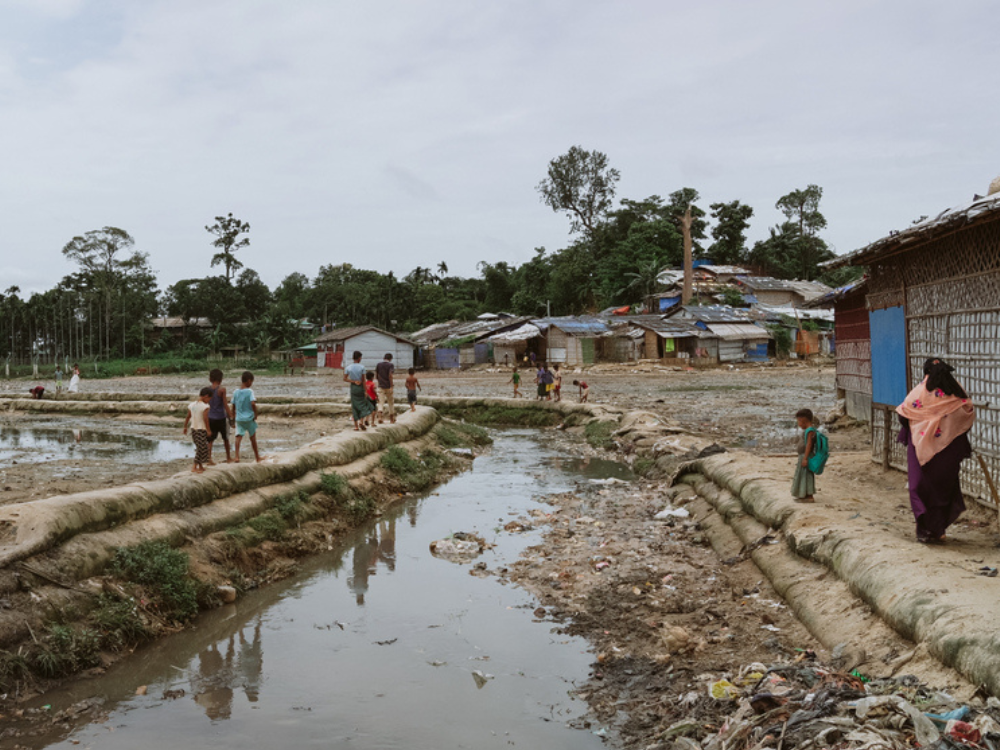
[895,358,975,544]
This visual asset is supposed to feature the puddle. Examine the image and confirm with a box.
[19,429,619,749]
[543,455,635,481]
[0,425,192,467]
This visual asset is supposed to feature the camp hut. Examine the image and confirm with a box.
[818,280,871,422]
[314,325,415,370]
[697,265,752,284]
[422,317,533,369]
[826,186,1000,499]
[487,322,543,366]
[737,277,831,308]
[621,316,711,363]
[534,316,611,366]
[665,305,771,363]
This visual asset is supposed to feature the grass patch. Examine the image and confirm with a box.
[633,457,654,476]
[110,541,200,622]
[380,446,456,492]
[320,472,351,498]
[435,404,561,427]
[91,594,150,650]
[585,420,617,451]
[30,624,102,678]
[318,472,377,522]
[436,422,492,448]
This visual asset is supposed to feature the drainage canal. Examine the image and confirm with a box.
[23,429,633,749]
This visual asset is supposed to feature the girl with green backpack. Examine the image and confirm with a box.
[792,408,829,502]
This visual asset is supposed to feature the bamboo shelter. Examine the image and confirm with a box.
[828,188,1000,504]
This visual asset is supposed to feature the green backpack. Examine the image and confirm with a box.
[806,427,830,475]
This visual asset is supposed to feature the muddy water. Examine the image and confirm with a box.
[24,430,620,749]
[0,424,192,467]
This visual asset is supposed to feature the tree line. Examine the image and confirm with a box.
[0,147,859,364]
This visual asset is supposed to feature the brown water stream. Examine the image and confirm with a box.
[20,430,631,749]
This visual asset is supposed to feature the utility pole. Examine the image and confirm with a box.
[681,206,694,306]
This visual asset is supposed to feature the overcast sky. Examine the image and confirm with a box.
[2,0,998,297]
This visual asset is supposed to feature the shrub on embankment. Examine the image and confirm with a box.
[434,404,564,427]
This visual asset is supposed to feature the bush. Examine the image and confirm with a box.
[31,624,102,677]
[247,511,288,541]
[768,325,793,357]
[275,492,308,521]
[320,472,351,498]
[585,420,617,451]
[91,594,149,650]
[110,541,200,622]
[381,446,422,476]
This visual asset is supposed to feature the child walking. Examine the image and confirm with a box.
[364,372,379,427]
[792,408,817,503]
[183,386,213,473]
[405,368,421,411]
[508,367,521,398]
[206,369,235,464]
[231,371,262,463]
[553,364,562,402]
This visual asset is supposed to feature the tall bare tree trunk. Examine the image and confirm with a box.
[681,206,694,305]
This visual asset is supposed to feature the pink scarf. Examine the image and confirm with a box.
[896,376,975,466]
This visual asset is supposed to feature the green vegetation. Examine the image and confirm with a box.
[435,404,561,428]
[379,445,455,492]
[768,325,793,357]
[585,420,617,451]
[31,624,102,678]
[318,472,377,522]
[633,457,654,476]
[435,421,492,448]
[110,541,200,622]
[91,593,150,649]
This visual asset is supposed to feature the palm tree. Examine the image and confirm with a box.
[618,257,667,305]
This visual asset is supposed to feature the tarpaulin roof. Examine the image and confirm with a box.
[705,323,771,341]
[532,316,610,336]
[488,323,542,343]
[755,303,835,322]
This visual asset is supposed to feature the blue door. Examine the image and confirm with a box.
[869,306,907,405]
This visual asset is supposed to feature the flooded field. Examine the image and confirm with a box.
[17,430,623,749]
[0,424,192,468]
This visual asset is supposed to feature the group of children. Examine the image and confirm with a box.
[28,364,81,400]
[183,369,261,473]
[344,351,422,431]
[507,364,588,402]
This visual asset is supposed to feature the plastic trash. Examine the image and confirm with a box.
[710,679,740,700]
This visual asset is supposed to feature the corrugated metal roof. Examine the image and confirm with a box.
[623,316,706,339]
[488,323,542,343]
[315,325,416,345]
[667,305,754,324]
[737,276,794,292]
[533,316,610,336]
[705,323,771,341]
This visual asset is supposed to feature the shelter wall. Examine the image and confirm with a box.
[865,216,1000,503]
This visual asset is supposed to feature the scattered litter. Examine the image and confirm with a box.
[471,670,494,689]
[430,532,491,562]
[978,566,998,577]
[654,506,690,520]
[588,478,629,485]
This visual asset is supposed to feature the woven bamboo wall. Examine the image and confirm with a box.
[866,216,1000,503]
[834,298,871,396]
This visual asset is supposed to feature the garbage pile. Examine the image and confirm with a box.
[666,656,1000,749]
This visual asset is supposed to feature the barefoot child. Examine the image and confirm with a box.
[553,364,562,402]
[508,367,521,398]
[792,408,817,503]
[405,368,421,411]
[183,386,213,473]
[572,379,589,402]
[231,371,261,463]
[207,369,235,464]
[364,372,379,427]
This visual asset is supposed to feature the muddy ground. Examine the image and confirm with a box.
[2,363,974,749]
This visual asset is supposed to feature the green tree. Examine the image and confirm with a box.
[206,213,250,282]
[708,200,754,265]
[536,146,620,238]
[61,227,158,359]
[618,256,668,306]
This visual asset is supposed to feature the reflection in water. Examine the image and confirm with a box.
[191,621,264,721]
[347,518,398,605]
[25,430,622,750]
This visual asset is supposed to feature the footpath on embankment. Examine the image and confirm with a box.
[614,410,1000,696]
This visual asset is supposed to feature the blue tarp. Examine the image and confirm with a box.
[870,306,907,406]
[658,296,681,312]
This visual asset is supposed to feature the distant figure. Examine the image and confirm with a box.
[405,368,421,411]
[364,372,379,428]
[231,371,262,463]
[68,364,80,393]
[375,353,395,425]
[572,379,589,402]
[54,366,63,395]
[538,365,554,401]
[503,353,509,366]
[553,364,562,402]
[344,351,373,431]
[207,369,235,465]
[183,386,213,474]
[29,385,45,399]
[529,351,536,366]
[508,367,521,398]
[896,358,975,544]
[791,408,817,503]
